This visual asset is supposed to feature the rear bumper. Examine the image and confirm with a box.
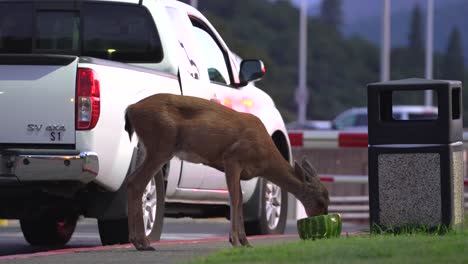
[0,150,99,183]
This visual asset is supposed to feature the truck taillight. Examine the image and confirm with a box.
[76,68,100,130]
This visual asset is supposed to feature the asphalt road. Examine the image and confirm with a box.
[0,218,368,263]
[0,218,229,256]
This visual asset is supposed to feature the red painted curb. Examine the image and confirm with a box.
[0,234,297,261]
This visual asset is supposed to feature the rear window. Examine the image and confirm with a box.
[0,2,163,63]
[36,11,80,51]
[355,113,368,126]
[408,112,438,120]
[0,3,33,53]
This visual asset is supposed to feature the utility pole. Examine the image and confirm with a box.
[295,0,308,124]
[380,0,391,82]
[425,0,434,106]
[190,0,198,9]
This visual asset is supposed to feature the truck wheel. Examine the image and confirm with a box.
[244,179,288,235]
[20,214,78,246]
[98,172,165,245]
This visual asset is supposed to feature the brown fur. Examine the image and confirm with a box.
[125,93,329,250]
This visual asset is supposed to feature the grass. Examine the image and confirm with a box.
[186,218,468,264]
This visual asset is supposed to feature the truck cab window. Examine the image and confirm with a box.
[0,3,33,53]
[82,3,163,63]
[0,2,163,63]
[191,24,231,85]
[36,11,80,51]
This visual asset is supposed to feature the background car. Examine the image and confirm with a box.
[286,120,332,130]
[331,105,439,130]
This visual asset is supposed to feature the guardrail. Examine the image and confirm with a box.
[291,130,468,221]
[289,130,468,148]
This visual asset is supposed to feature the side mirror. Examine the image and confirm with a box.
[239,59,265,85]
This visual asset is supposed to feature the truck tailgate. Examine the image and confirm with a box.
[0,55,78,145]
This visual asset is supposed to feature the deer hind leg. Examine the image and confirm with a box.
[127,149,171,251]
[237,188,251,247]
[224,162,249,247]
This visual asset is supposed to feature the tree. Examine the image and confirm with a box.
[320,0,343,31]
[442,26,465,81]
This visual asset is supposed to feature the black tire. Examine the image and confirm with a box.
[20,214,78,246]
[98,172,165,245]
[97,218,129,245]
[244,179,288,235]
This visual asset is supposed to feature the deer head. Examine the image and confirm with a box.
[293,159,329,217]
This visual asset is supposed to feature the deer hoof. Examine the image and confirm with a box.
[137,245,156,251]
[229,233,241,247]
[240,237,252,248]
[241,241,252,248]
[131,237,154,251]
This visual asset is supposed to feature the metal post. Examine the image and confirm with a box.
[294,0,309,219]
[295,0,308,124]
[190,0,198,9]
[425,0,434,106]
[380,0,391,82]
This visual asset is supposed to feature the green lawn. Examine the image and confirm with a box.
[187,220,467,264]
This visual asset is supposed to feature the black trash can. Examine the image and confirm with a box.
[367,78,465,232]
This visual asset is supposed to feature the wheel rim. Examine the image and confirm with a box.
[142,177,157,236]
[56,217,75,237]
[265,181,282,230]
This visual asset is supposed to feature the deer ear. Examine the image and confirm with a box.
[294,160,307,183]
[301,159,318,183]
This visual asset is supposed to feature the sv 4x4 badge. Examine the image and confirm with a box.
[27,124,66,132]
[27,124,66,142]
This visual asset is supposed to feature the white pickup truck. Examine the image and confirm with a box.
[0,0,293,246]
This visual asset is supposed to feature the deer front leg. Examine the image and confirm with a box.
[224,163,248,247]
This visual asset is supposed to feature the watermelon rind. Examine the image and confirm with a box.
[297,213,342,240]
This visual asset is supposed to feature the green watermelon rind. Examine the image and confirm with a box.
[297,214,342,240]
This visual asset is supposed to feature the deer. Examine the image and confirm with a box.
[124,93,330,250]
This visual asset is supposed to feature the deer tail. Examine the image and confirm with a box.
[124,107,134,141]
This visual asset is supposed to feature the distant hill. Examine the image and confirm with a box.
[342,0,468,63]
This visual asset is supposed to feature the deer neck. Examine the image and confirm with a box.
[263,157,308,203]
